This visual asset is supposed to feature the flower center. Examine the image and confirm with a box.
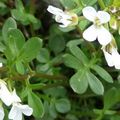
[94,17,101,27]
[71,15,78,25]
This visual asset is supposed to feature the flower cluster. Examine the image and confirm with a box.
[0,73,33,120]
[82,7,120,69]
[47,5,120,69]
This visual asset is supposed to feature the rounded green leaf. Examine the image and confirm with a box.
[2,17,17,41]
[7,28,25,50]
[55,98,71,113]
[70,70,88,94]
[15,61,25,75]
[36,48,50,63]
[60,0,77,9]
[19,37,42,62]
[49,34,65,54]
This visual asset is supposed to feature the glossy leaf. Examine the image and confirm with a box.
[55,98,71,113]
[2,17,17,41]
[70,70,88,94]
[87,72,104,95]
[63,54,83,70]
[104,88,118,109]
[91,65,113,83]
[28,91,44,118]
[19,37,42,62]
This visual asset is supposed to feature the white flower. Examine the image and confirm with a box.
[8,89,33,120]
[0,107,4,120]
[82,6,111,45]
[47,5,78,27]
[0,80,12,106]
[102,47,120,69]
[8,103,33,120]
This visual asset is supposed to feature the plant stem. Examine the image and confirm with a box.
[0,67,67,81]
[32,82,68,90]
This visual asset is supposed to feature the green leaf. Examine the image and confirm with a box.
[70,70,88,94]
[7,28,25,50]
[19,37,42,62]
[113,0,120,6]
[60,0,77,9]
[15,61,25,75]
[7,35,19,57]
[44,87,67,97]
[111,115,120,120]
[11,9,24,21]
[28,91,44,118]
[15,0,24,12]
[81,0,97,5]
[49,99,57,118]
[104,88,118,109]
[5,29,25,58]
[27,14,38,24]
[87,72,104,95]
[49,25,65,54]
[11,10,30,25]
[78,20,90,31]
[91,65,113,83]
[69,45,89,65]
[2,17,17,41]
[36,48,50,63]
[0,42,6,52]
[0,2,8,15]
[67,39,82,48]
[55,98,71,113]
[49,34,65,54]
[103,0,114,6]
[63,54,83,70]
[66,114,79,120]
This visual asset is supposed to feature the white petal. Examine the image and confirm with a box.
[0,83,12,106]
[0,63,3,68]
[14,112,22,120]
[82,6,97,22]
[97,26,112,45]
[8,105,18,119]
[0,107,4,120]
[97,11,110,24]
[9,104,23,120]
[111,49,120,69]
[11,89,21,103]
[47,5,63,16]
[83,25,97,41]
[18,104,33,116]
[59,20,71,27]
[103,50,114,67]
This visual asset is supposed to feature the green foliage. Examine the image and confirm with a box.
[2,17,17,41]
[28,90,44,118]
[11,0,41,28]
[63,40,113,95]
[1,0,120,120]
[55,98,71,113]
